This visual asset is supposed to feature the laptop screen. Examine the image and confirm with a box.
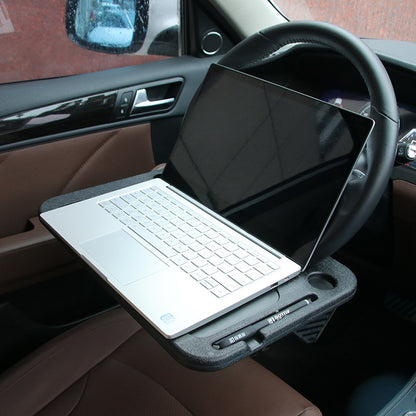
[162,64,373,268]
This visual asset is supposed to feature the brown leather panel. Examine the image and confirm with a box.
[39,360,193,416]
[0,308,322,416]
[115,330,321,416]
[0,217,78,294]
[0,308,139,416]
[0,217,52,255]
[393,179,416,219]
[0,124,154,238]
[393,179,416,282]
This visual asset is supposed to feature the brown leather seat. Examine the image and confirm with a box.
[0,308,321,415]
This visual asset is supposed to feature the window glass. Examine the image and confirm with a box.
[272,0,416,41]
[0,0,180,84]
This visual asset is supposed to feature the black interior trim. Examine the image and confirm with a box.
[0,55,219,152]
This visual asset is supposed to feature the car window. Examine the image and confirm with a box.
[0,0,180,84]
[271,0,416,41]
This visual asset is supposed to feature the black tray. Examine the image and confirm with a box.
[40,170,357,371]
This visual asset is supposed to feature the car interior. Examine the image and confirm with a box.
[0,1,415,415]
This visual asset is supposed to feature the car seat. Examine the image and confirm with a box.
[0,307,321,415]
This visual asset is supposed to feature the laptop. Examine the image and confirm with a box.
[40,63,373,339]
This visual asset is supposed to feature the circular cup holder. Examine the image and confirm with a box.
[308,273,337,290]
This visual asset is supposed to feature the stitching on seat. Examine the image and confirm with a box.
[0,314,139,394]
[65,374,90,416]
[110,356,194,416]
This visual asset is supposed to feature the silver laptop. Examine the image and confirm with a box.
[40,64,373,338]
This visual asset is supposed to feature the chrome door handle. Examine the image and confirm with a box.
[133,89,175,108]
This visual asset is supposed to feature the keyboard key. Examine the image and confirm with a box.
[206,229,219,239]
[225,254,240,266]
[140,218,153,228]
[147,224,162,234]
[189,241,204,252]
[200,279,214,289]
[171,254,187,266]
[164,237,178,246]
[208,255,224,267]
[267,262,280,270]
[178,212,192,221]
[191,270,207,281]
[204,277,218,288]
[215,235,228,245]
[155,230,170,240]
[234,248,248,259]
[236,262,251,273]
[246,269,263,280]
[103,204,118,214]
[218,262,234,274]
[229,270,252,286]
[199,248,214,259]
[245,256,259,266]
[180,235,194,246]
[111,198,130,210]
[224,242,238,252]
[187,218,201,227]
[192,257,208,268]
[254,263,273,275]
[206,241,220,252]
[183,250,198,260]
[163,223,176,233]
[179,223,193,233]
[121,194,136,204]
[210,285,230,298]
[212,272,240,292]
[181,263,197,274]
[188,229,201,239]
[196,235,211,245]
[202,264,217,276]
[99,200,112,208]
[216,248,231,259]
[196,223,210,233]
[173,243,188,253]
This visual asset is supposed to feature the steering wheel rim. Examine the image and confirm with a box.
[219,21,399,262]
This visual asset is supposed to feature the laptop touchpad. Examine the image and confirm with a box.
[81,230,168,285]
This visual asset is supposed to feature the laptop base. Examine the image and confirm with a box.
[40,171,357,371]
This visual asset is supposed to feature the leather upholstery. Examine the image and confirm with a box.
[0,124,155,293]
[0,124,154,238]
[393,179,416,286]
[0,308,322,416]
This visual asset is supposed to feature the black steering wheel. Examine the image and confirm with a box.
[219,21,399,262]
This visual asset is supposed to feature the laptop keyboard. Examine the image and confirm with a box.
[99,186,280,298]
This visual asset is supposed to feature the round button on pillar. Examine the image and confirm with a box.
[201,31,223,55]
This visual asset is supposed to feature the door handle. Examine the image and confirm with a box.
[133,89,175,109]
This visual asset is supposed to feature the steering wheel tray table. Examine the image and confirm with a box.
[40,169,357,371]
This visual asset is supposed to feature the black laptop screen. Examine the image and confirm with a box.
[162,64,373,267]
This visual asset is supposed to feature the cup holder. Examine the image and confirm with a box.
[308,272,337,290]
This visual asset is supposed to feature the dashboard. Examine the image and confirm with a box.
[323,90,416,170]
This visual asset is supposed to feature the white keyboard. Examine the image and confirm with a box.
[99,186,280,298]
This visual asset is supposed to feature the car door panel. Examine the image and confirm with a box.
[393,179,416,286]
[0,124,154,237]
[0,56,216,147]
[0,124,154,293]
[0,56,217,294]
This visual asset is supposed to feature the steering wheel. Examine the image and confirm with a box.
[219,21,399,262]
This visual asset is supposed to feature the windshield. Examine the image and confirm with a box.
[271,0,416,41]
